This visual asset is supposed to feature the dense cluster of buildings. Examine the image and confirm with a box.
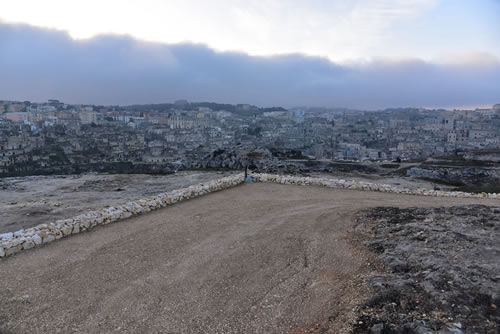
[1,99,500,175]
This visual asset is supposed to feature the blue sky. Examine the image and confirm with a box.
[385,0,499,61]
[0,0,498,108]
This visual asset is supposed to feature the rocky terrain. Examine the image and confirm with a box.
[353,205,500,334]
[193,146,382,175]
[0,171,236,233]
[463,150,500,163]
[2,183,498,334]
[407,166,500,187]
[197,146,500,192]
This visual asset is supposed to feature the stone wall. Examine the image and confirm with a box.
[0,174,245,258]
[2,172,499,259]
[250,173,500,199]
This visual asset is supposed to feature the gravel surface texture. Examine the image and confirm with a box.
[0,183,498,333]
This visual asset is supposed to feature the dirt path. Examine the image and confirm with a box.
[1,183,498,334]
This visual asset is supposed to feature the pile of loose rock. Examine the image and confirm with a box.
[0,174,245,258]
[250,173,499,199]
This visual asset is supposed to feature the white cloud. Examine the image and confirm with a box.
[0,0,438,62]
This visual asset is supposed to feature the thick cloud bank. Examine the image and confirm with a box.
[0,23,498,109]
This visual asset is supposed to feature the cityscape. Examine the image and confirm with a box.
[2,98,500,176]
[1,1,500,333]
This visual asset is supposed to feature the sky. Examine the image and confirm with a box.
[0,0,499,109]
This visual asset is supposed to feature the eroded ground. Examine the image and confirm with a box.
[1,183,498,334]
[353,205,500,333]
[0,171,236,233]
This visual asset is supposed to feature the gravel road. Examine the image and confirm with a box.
[1,183,498,334]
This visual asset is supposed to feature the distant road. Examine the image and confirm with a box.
[1,183,497,333]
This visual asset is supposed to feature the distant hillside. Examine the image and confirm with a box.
[124,101,287,114]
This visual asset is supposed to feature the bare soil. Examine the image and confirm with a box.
[0,171,236,233]
[1,183,497,334]
[353,205,500,333]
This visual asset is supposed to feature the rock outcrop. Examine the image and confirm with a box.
[408,166,500,186]
[193,146,377,174]
[354,205,500,333]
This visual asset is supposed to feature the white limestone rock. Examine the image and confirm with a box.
[5,244,23,256]
[23,228,37,236]
[43,235,56,244]
[61,225,73,236]
[120,211,132,219]
[79,219,91,229]
[4,238,22,248]
[0,232,14,240]
[32,234,42,245]
[22,239,35,250]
